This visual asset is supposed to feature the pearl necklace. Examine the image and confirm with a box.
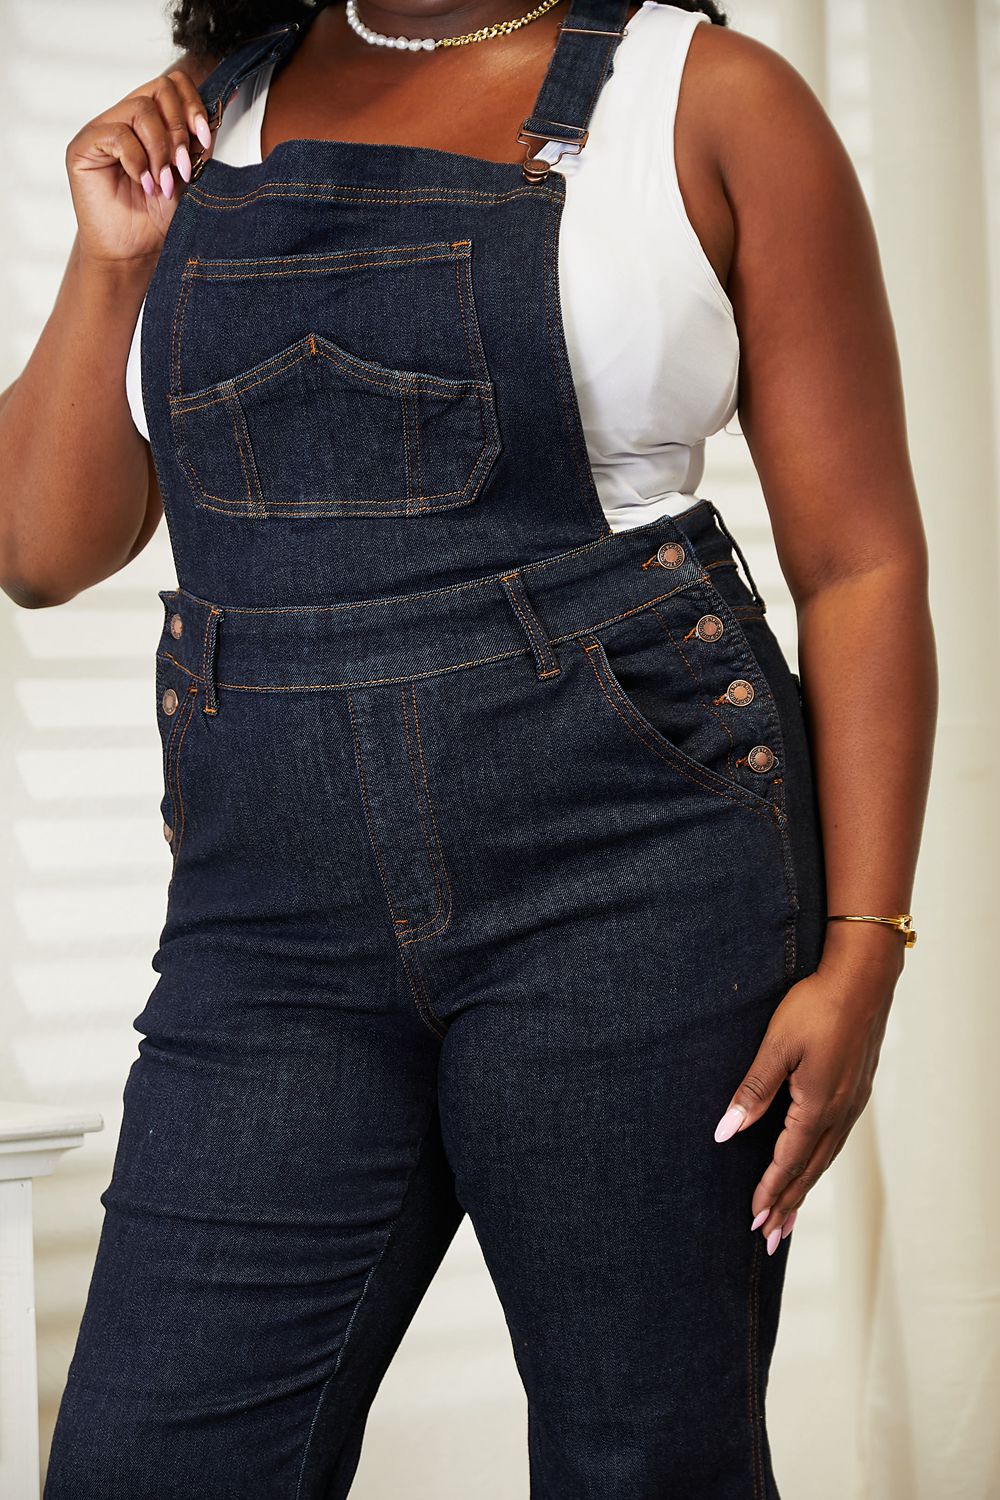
[345,0,565,51]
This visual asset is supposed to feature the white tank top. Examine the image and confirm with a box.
[125,1,739,533]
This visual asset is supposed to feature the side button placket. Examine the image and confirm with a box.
[648,531,783,799]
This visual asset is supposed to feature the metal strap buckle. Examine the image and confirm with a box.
[557,23,628,35]
[189,95,223,181]
[516,123,589,183]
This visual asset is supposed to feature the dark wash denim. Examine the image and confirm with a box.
[44,1,828,1495]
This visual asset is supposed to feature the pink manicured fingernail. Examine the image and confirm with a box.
[175,144,192,183]
[714,1105,747,1143]
[159,164,175,199]
[781,1209,798,1240]
[751,1207,770,1231]
[766,1227,782,1255]
[193,113,212,149]
[140,170,156,196]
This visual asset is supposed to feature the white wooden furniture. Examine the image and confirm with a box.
[0,1101,103,1500]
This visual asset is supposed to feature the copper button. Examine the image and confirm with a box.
[725,678,755,707]
[695,614,724,642]
[656,540,685,569]
[169,613,184,639]
[163,822,174,842]
[747,745,776,773]
[162,687,179,715]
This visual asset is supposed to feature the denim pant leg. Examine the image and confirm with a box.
[413,579,827,1499]
[439,940,793,1499]
[43,684,464,1500]
[43,996,459,1500]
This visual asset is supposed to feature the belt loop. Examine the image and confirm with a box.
[201,606,223,715]
[499,571,561,680]
[704,499,767,610]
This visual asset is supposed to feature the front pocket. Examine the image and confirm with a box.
[167,239,501,518]
[575,598,787,818]
[170,333,500,517]
[155,656,199,867]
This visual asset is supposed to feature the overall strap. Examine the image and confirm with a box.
[517,0,633,182]
[188,0,633,186]
[190,23,303,180]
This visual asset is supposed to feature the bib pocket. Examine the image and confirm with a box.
[166,239,501,519]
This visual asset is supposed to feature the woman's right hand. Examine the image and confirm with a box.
[65,63,223,269]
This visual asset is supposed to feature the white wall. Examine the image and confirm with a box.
[1,2,996,1496]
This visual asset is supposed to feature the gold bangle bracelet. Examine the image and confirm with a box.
[826,913,917,948]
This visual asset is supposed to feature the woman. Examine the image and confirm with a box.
[1,0,934,1495]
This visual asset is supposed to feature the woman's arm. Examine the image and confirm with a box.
[0,244,161,607]
[0,51,217,608]
[689,26,936,1243]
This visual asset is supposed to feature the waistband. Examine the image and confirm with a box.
[157,497,765,709]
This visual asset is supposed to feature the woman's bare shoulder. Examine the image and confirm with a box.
[683,21,850,194]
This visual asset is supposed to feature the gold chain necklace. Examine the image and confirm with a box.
[345,0,566,51]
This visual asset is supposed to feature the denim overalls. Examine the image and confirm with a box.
[45,1,827,1495]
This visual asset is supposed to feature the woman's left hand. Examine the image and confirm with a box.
[712,929,907,1253]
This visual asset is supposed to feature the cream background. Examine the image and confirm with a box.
[0,1,997,1495]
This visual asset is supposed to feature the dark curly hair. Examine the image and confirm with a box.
[169,0,727,58]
